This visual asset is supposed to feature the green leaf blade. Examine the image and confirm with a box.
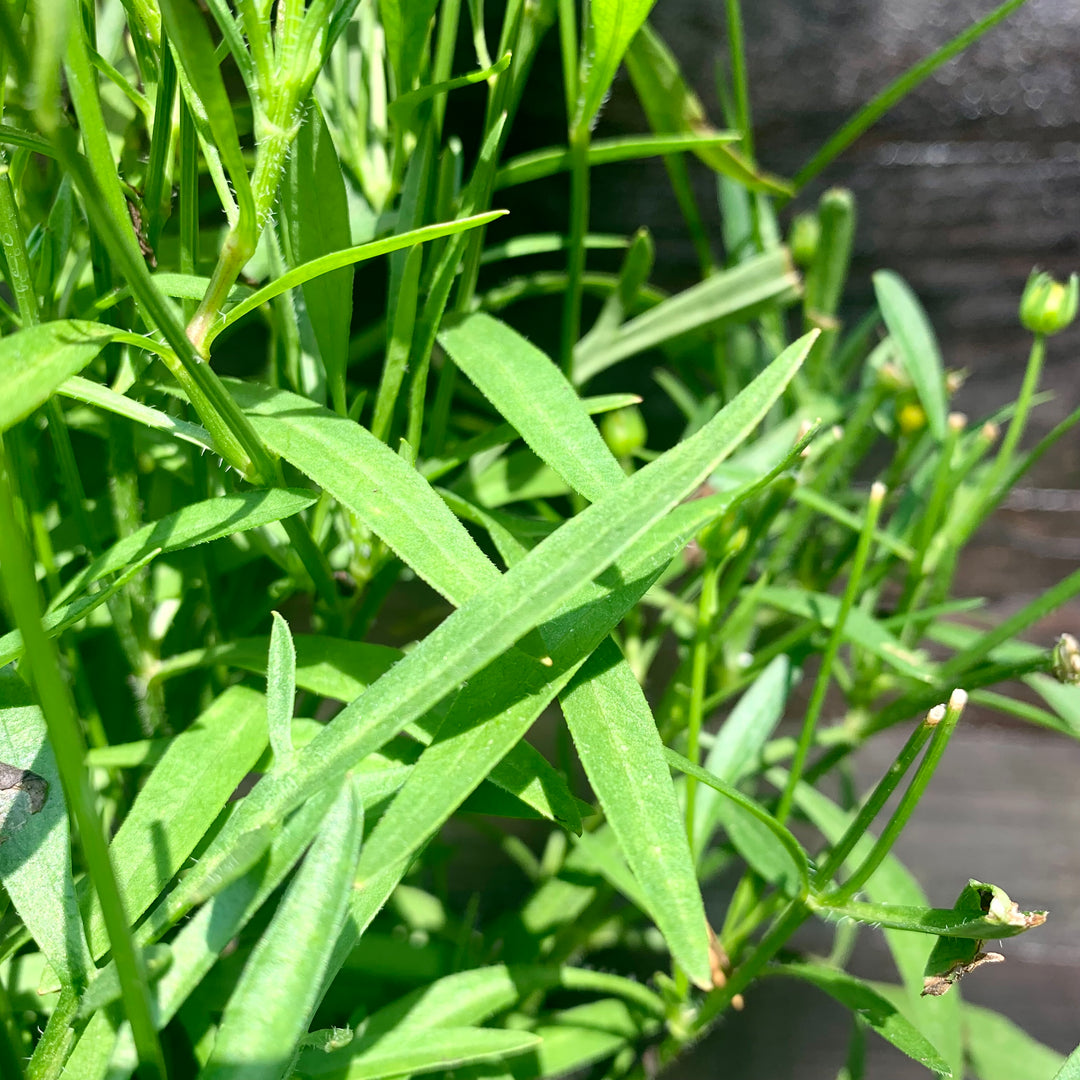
[0,321,118,433]
[562,640,711,988]
[438,312,627,503]
[873,270,948,440]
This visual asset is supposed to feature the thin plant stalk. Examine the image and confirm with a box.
[561,127,590,374]
[812,704,941,889]
[0,451,167,1080]
[776,482,885,824]
[683,557,724,849]
[825,689,966,904]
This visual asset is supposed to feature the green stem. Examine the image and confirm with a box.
[895,412,964,642]
[812,706,938,889]
[826,689,965,904]
[775,482,885,824]
[0,450,166,1080]
[724,0,752,161]
[561,124,590,374]
[956,333,1044,545]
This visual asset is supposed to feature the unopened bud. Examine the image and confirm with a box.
[789,212,821,268]
[897,402,927,434]
[600,405,647,458]
[1019,269,1079,336]
[1052,633,1080,685]
[948,687,968,713]
[979,421,999,444]
[945,369,966,396]
[947,412,967,433]
[925,703,947,727]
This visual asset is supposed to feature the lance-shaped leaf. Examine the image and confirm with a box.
[198,780,363,1080]
[51,488,318,608]
[624,23,792,196]
[874,270,947,441]
[561,642,711,987]
[281,100,353,413]
[168,333,812,918]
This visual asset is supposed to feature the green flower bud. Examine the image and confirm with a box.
[789,211,820,268]
[1019,269,1079,336]
[600,405,647,458]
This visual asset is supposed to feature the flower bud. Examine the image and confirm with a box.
[600,406,647,458]
[789,212,820,268]
[896,401,926,435]
[1019,269,1079,336]
[1052,633,1080,685]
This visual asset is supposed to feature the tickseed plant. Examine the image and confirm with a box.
[1,0,1079,1078]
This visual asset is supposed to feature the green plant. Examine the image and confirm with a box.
[1,1,1078,1079]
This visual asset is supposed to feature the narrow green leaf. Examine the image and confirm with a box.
[454,450,572,508]
[155,634,578,828]
[0,320,117,432]
[516,1000,649,1079]
[173,333,813,915]
[624,23,793,196]
[211,211,506,345]
[199,780,362,1080]
[561,640,710,988]
[267,614,296,765]
[160,0,253,226]
[105,790,342,1075]
[874,271,948,441]
[769,962,952,1076]
[573,249,801,383]
[577,227,655,358]
[372,244,423,443]
[391,51,512,115]
[381,0,438,89]
[155,634,400,700]
[439,312,627,502]
[301,1026,541,1080]
[59,375,215,453]
[281,100,353,413]
[695,655,793,851]
[345,965,662,1041]
[494,132,739,189]
[354,563,664,892]
[0,671,91,988]
[0,550,159,669]
[51,488,318,609]
[963,1002,1065,1080]
[83,686,268,958]
[580,0,660,129]
[232,382,499,607]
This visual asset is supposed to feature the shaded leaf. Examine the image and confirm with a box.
[0,320,118,432]
[0,671,91,988]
